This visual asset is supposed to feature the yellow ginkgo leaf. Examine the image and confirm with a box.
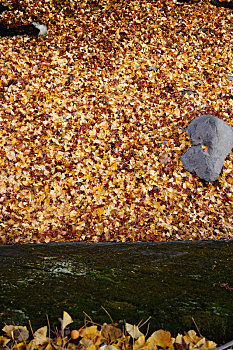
[147,329,174,349]
[133,335,146,349]
[28,326,48,350]
[62,311,73,330]
[126,323,144,339]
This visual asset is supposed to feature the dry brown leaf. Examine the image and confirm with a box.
[2,325,29,341]
[159,153,171,165]
[101,323,122,342]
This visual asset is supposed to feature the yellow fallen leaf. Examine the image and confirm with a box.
[80,326,98,337]
[195,337,216,350]
[28,326,48,350]
[44,184,49,192]
[44,344,54,350]
[147,329,174,349]
[0,336,11,347]
[62,311,73,330]
[86,345,96,350]
[56,336,63,346]
[126,323,144,339]
[133,335,146,349]
[184,330,200,345]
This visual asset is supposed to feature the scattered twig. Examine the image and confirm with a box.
[46,314,51,345]
[101,306,114,324]
[192,317,202,337]
[138,316,152,329]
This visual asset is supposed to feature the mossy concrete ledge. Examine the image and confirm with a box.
[0,241,233,344]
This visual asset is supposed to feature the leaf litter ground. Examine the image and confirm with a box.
[0,310,229,350]
[0,0,233,244]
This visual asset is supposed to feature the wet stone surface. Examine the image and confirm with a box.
[0,241,233,344]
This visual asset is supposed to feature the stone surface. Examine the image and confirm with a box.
[181,114,233,181]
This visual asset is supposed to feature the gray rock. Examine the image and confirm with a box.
[181,89,195,96]
[180,115,233,182]
[148,65,158,72]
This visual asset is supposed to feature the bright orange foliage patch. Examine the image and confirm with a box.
[0,0,232,244]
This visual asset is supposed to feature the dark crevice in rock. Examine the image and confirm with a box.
[0,3,47,37]
[0,24,40,37]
